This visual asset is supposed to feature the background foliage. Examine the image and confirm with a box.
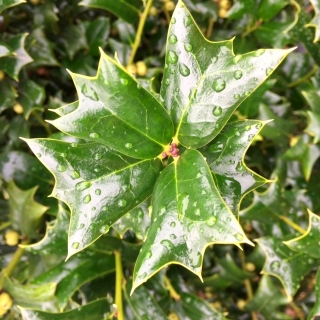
[1,0,320,319]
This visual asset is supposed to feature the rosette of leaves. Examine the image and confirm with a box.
[24,0,293,292]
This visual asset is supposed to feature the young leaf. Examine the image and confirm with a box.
[50,50,173,159]
[283,209,320,258]
[257,237,319,297]
[160,0,294,148]
[306,0,320,43]
[24,139,162,258]
[0,0,25,14]
[7,180,48,238]
[0,34,33,81]
[19,298,112,320]
[132,149,252,292]
[203,120,269,216]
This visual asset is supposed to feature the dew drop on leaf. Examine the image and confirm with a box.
[95,189,101,195]
[92,207,96,211]
[312,216,318,223]
[255,123,262,129]
[160,239,174,250]
[255,49,265,56]
[76,181,91,191]
[212,78,226,92]
[179,63,190,77]
[79,223,84,229]
[120,78,128,86]
[233,70,243,80]
[212,106,222,116]
[165,79,171,86]
[81,84,99,101]
[169,34,178,44]
[71,143,78,148]
[266,67,273,75]
[171,17,176,24]
[229,159,235,164]
[125,143,133,149]
[236,161,244,172]
[83,194,91,204]
[206,216,217,226]
[118,199,126,207]
[234,233,244,241]
[245,125,251,131]
[170,221,176,227]
[69,170,80,180]
[191,251,201,267]
[184,43,193,52]
[234,94,240,99]
[271,261,280,271]
[36,153,41,157]
[146,251,152,259]
[56,164,66,172]
[89,132,100,139]
[72,242,80,249]
[170,234,177,240]
[184,15,191,27]
[167,50,178,64]
[94,153,102,160]
[100,225,108,234]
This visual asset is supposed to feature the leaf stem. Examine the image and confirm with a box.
[115,250,124,320]
[241,19,262,38]
[164,276,180,300]
[238,250,259,320]
[31,111,52,136]
[0,239,29,290]
[289,301,304,320]
[287,65,318,87]
[206,18,214,39]
[278,215,306,234]
[127,0,154,67]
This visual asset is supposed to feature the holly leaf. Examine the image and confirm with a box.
[0,0,25,14]
[257,237,319,297]
[160,0,294,149]
[49,49,173,159]
[283,209,320,258]
[79,0,141,24]
[7,180,48,238]
[0,77,17,114]
[132,149,252,292]
[203,120,269,216]
[19,299,112,320]
[306,0,320,43]
[0,34,33,81]
[0,42,14,58]
[22,205,69,257]
[24,138,163,258]
[308,268,320,320]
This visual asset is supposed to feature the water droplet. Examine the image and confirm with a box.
[271,261,280,271]
[81,84,99,101]
[171,17,176,24]
[266,67,273,76]
[169,34,178,44]
[179,63,190,77]
[212,106,222,116]
[79,223,84,229]
[83,194,91,204]
[71,142,78,148]
[234,94,240,99]
[120,78,128,86]
[253,77,258,82]
[146,250,152,259]
[125,142,132,149]
[76,181,91,191]
[170,234,177,240]
[195,208,200,216]
[118,199,126,207]
[235,131,240,136]
[184,15,191,27]
[95,189,101,195]
[236,161,244,172]
[226,217,232,222]
[245,125,251,131]
[255,49,265,56]
[56,164,66,172]
[170,68,175,74]
[191,251,201,267]
[165,78,170,86]
[167,50,178,64]
[229,159,235,164]
[61,153,67,158]
[161,239,174,250]
[211,56,218,63]
[235,233,244,241]
[69,170,80,180]
[36,153,41,158]
[100,225,109,234]
[184,43,193,52]
[233,54,242,63]
[212,78,226,92]
[255,123,262,129]
[89,132,100,139]
[92,206,96,211]
[233,70,243,80]
[206,216,217,226]
[72,242,80,249]
[94,153,102,160]
[170,221,176,227]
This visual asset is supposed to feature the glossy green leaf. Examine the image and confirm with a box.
[79,0,141,24]
[0,77,17,114]
[24,138,163,258]
[284,210,320,258]
[7,180,48,238]
[172,291,228,320]
[308,268,320,320]
[3,276,58,312]
[50,50,173,159]
[0,34,33,81]
[227,0,255,20]
[245,275,290,319]
[258,0,289,21]
[124,279,167,319]
[306,0,320,43]
[132,149,252,292]
[0,42,14,58]
[50,101,79,117]
[20,299,112,320]
[160,1,294,148]
[113,199,151,240]
[31,250,115,310]
[0,0,25,14]
[18,80,46,119]
[283,134,320,181]
[257,237,319,297]
[203,120,269,216]
[22,206,69,257]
